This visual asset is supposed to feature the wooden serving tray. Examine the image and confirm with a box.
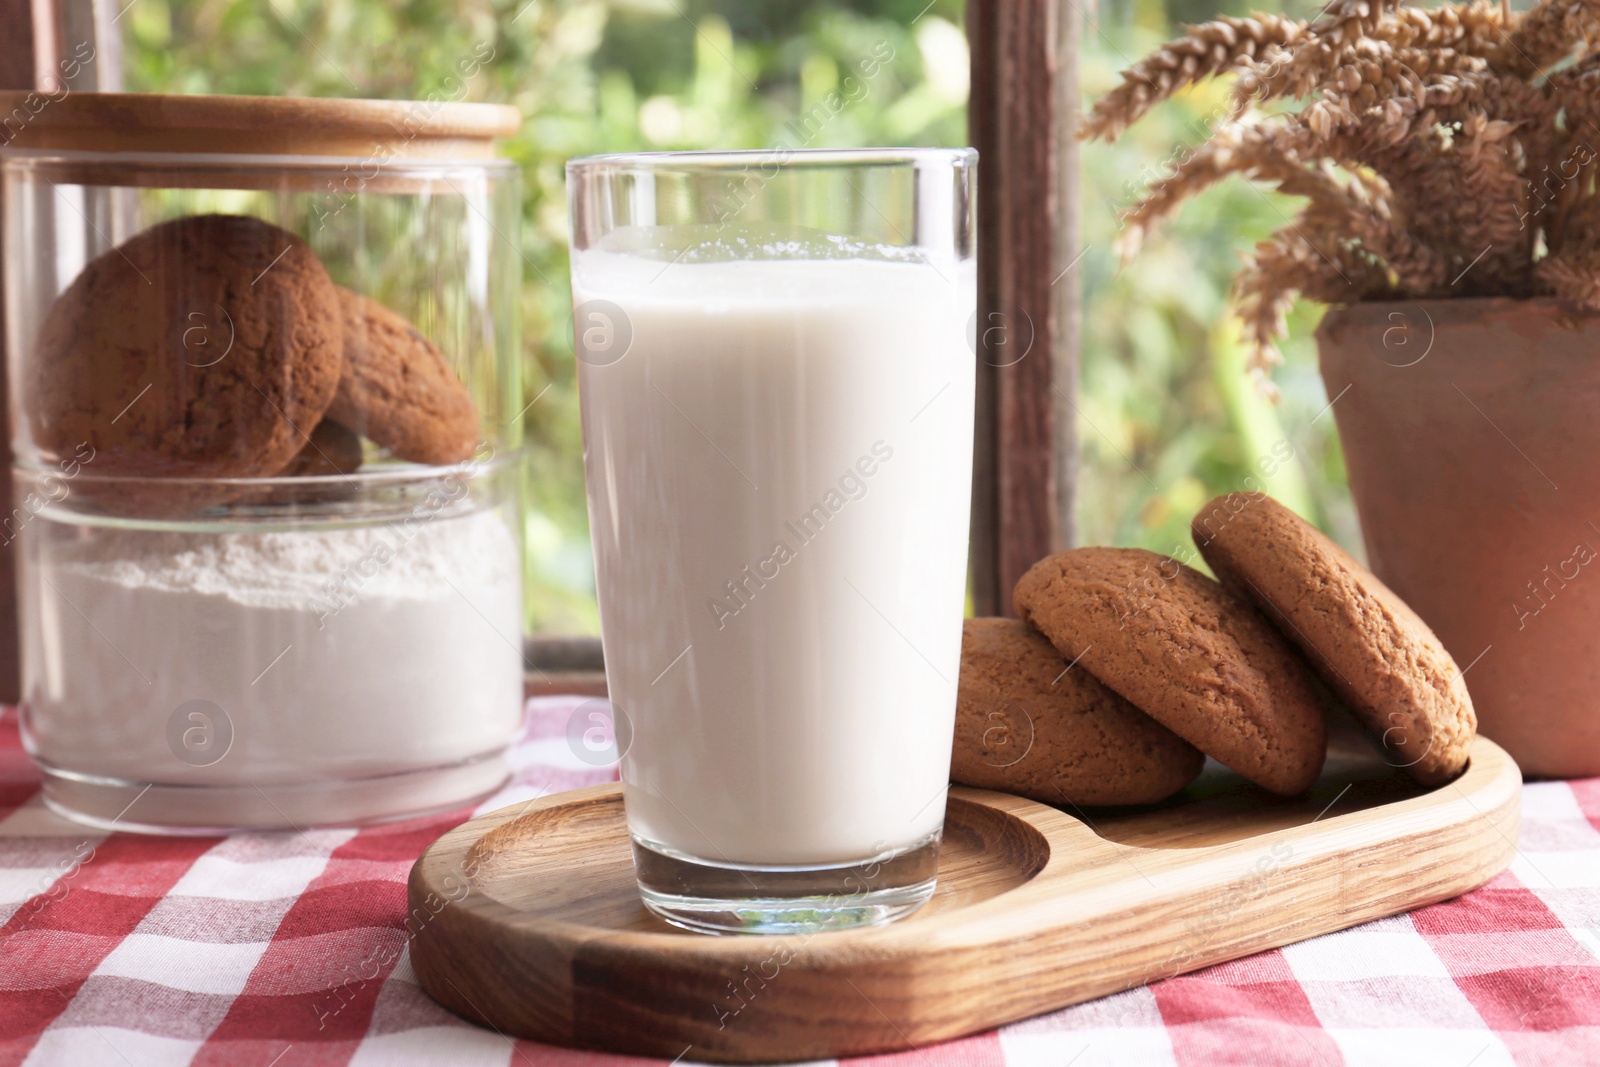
[408,729,1520,1062]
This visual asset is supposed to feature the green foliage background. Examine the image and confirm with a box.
[1075,0,1359,566]
[124,0,1355,632]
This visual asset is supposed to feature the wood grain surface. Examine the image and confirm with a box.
[0,0,36,705]
[408,728,1520,1062]
[968,0,1066,617]
[0,91,520,158]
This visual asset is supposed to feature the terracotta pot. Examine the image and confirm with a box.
[1319,296,1600,778]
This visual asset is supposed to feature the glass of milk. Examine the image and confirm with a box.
[567,148,976,934]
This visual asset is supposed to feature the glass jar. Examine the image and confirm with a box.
[0,94,526,832]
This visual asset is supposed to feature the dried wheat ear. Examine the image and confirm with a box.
[1087,0,1600,378]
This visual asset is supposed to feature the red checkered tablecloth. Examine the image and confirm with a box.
[2,698,1599,1066]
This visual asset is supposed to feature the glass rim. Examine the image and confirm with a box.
[567,146,976,175]
[11,449,522,488]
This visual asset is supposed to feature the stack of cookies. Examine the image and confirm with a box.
[30,214,480,512]
[953,493,1478,807]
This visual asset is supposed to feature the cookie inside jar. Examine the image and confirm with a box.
[29,210,484,518]
[2,93,528,833]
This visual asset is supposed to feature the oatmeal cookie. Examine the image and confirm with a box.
[1014,547,1327,796]
[955,617,1204,806]
[31,214,343,489]
[326,287,479,466]
[1193,492,1475,785]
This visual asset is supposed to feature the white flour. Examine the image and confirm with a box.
[22,507,525,789]
[73,509,513,610]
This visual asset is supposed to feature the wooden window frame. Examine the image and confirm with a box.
[968,0,1076,617]
[0,0,41,705]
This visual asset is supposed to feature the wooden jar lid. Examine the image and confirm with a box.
[0,92,521,160]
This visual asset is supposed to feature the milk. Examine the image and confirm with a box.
[574,248,975,866]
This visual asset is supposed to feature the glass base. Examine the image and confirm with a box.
[632,831,941,935]
[34,750,511,835]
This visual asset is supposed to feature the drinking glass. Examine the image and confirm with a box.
[567,148,976,934]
